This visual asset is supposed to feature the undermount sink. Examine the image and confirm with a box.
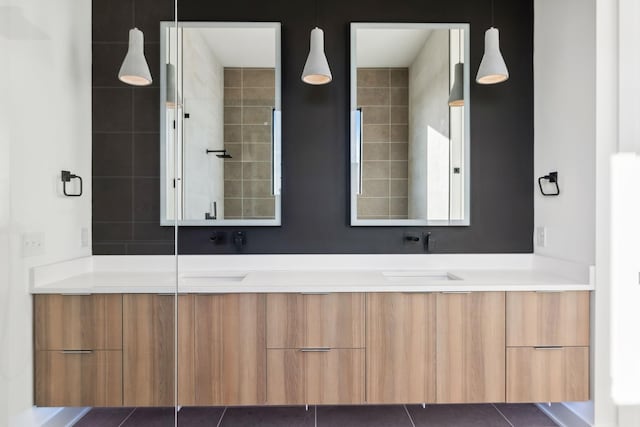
[180,273,247,285]
[382,271,461,282]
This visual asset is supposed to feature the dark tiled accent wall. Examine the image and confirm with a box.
[357,68,409,219]
[223,68,276,219]
[92,0,175,255]
[93,0,534,255]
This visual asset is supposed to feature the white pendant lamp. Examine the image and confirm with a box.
[448,29,464,107]
[302,27,332,85]
[119,28,152,86]
[476,0,509,85]
[448,63,465,106]
[166,63,179,107]
[476,27,508,84]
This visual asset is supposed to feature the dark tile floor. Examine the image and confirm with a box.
[74,404,558,427]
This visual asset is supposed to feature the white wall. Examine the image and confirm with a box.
[0,1,92,425]
[607,0,640,424]
[408,30,450,220]
[182,29,224,220]
[534,0,596,267]
[534,0,596,424]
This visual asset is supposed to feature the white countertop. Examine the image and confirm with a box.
[30,262,594,294]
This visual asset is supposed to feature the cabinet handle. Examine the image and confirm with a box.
[534,290,564,293]
[300,292,331,295]
[60,293,92,296]
[533,346,563,350]
[440,291,472,294]
[60,350,93,354]
[300,347,331,352]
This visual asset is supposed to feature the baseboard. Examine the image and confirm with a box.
[536,403,593,427]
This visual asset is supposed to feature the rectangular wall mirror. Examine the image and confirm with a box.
[160,22,282,226]
[350,23,470,226]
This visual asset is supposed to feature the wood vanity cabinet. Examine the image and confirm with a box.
[436,292,506,403]
[34,294,123,407]
[265,293,365,404]
[366,292,436,404]
[122,294,195,407]
[193,293,266,406]
[33,289,591,408]
[506,291,590,402]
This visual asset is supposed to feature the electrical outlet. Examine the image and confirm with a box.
[22,232,45,257]
[81,227,89,248]
[536,226,547,247]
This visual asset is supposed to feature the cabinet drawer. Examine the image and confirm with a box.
[266,293,364,349]
[35,294,122,351]
[266,348,364,405]
[507,291,590,347]
[35,350,122,407]
[506,346,589,402]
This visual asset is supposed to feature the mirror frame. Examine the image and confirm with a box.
[159,21,282,226]
[350,22,471,226]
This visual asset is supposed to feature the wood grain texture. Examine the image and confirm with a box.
[194,294,222,404]
[305,293,365,348]
[35,350,122,407]
[366,292,436,403]
[122,294,175,406]
[221,294,266,405]
[436,292,506,403]
[195,294,266,405]
[306,349,364,404]
[266,349,305,405]
[266,293,364,349]
[266,294,304,348]
[507,346,589,402]
[178,294,195,406]
[506,291,590,347]
[34,294,122,350]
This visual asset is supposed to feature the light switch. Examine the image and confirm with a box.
[536,226,547,247]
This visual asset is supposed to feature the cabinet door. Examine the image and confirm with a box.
[266,349,364,405]
[266,293,364,349]
[366,293,436,403]
[306,349,364,404]
[194,294,266,406]
[507,291,590,347]
[123,294,194,407]
[34,294,122,351]
[266,294,305,348]
[507,347,589,402]
[35,350,122,407]
[305,293,365,348]
[266,349,305,405]
[436,292,505,403]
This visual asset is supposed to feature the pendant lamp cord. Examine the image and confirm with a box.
[315,0,318,27]
[459,29,462,62]
[491,0,495,27]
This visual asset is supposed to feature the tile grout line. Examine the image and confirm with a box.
[117,408,137,427]
[403,405,417,427]
[315,405,318,427]
[492,403,515,427]
[216,407,228,427]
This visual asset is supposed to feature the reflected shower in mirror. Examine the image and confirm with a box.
[160,22,282,226]
[350,23,470,226]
